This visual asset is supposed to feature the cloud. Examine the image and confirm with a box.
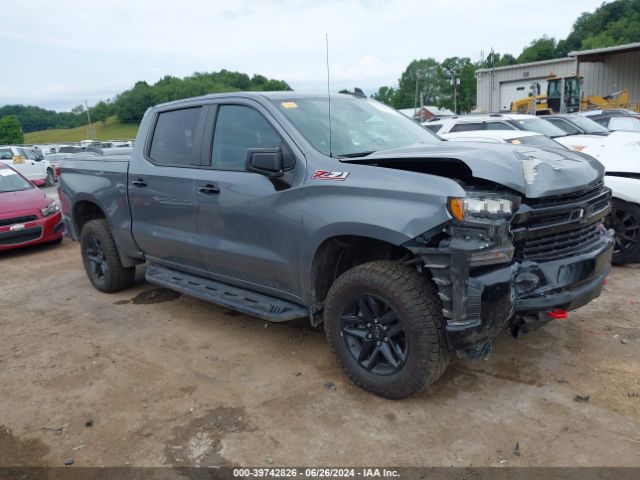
[1,0,606,110]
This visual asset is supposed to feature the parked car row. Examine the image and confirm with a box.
[425,112,640,264]
[0,145,56,186]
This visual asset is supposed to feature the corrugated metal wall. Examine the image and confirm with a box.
[476,50,639,112]
[580,51,640,108]
[476,59,576,112]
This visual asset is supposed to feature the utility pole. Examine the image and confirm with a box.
[447,69,460,114]
[84,100,94,140]
[414,72,419,120]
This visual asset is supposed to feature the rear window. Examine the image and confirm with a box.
[450,122,483,132]
[424,124,442,133]
[486,121,517,130]
[0,148,13,160]
[149,107,203,166]
[0,168,32,192]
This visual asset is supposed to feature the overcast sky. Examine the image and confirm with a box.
[1,0,604,111]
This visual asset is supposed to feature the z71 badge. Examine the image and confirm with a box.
[311,170,349,181]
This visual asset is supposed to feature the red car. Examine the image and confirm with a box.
[0,163,63,251]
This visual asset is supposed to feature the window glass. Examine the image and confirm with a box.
[0,148,13,160]
[271,96,440,157]
[212,105,281,170]
[546,118,581,135]
[486,121,517,130]
[149,107,202,165]
[508,118,567,137]
[450,122,483,132]
[609,117,640,132]
[0,168,32,192]
[424,124,442,133]
[22,148,38,160]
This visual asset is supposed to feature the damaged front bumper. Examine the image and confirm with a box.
[407,185,613,358]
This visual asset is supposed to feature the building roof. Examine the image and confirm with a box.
[398,106,455,117]
[569,42,640,61]
[476,57,574,74]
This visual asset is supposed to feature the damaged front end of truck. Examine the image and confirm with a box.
[357,144,615,359]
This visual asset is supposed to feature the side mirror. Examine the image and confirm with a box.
[245,148,284,177]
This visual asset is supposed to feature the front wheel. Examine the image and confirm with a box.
[45,168,55,187]
[324,261,450,399]
[80,219,135,292]
[606,199,640,265]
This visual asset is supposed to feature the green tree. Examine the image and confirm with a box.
[90,100,115,125]
[370,86,396,106]
[517,35,559,63]
[438,57,476,114]
[0,116,24,144]
[394,58,445,109]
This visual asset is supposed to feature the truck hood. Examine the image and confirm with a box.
[342,142,604,198]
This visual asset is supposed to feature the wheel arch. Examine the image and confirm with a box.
[306,230,417,321]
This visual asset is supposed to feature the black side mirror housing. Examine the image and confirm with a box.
[245,148,284,177]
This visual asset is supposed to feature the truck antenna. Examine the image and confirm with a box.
[326,33,333,158]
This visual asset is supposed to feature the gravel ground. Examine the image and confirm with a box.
[0,233,639,468]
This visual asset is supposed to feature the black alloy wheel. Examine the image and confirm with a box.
[85,235,109,281]
[340,293,408,375]
[607,199,640,264]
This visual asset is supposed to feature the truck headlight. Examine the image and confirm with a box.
[448,193,519,221]
[41,202,59,217]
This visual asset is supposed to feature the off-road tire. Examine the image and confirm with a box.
[324,260,450,399]
[80,219,135,293]
[45,168,55,187]
[607,199,640,265]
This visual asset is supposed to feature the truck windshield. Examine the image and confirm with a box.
[272,96,441,157]
[0,169,33,193]
[508,117,568,138]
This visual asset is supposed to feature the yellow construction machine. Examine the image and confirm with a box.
[510,74,631,115]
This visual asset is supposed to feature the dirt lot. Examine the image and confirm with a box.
[1,234,639,468]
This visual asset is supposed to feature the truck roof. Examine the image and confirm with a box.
[152,91,362,109]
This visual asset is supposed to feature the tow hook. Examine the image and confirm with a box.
[547,309,569,320]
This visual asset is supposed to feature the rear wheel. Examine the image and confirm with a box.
[324,261,450,399]
[606,199,640,264]
[45,168,55,187]
[80,219,135,292]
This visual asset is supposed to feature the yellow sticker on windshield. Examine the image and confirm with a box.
[281,101,298,109]
[510,139,522,145]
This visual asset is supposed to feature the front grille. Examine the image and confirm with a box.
[0,226,43,246]
[519,222,603,262]
[0,215,38,227]
[512,183,610,263]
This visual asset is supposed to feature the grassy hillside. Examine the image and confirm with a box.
[24,116,138,144]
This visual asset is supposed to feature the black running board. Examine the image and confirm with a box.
[145,264,308,322]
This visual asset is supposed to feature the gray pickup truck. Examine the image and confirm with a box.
[60,92,613,398]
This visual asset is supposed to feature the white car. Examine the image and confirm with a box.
[423,113,604,149]
[0,146,55,187]
[441,129,640,264]
[440,129,567,149]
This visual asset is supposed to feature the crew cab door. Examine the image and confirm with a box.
[129,106,206,269]
[193,101,305,299]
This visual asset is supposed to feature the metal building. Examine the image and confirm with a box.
[475,42,640,113]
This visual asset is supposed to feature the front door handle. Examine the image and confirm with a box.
[131,179,147,187]
[198,184,220,195]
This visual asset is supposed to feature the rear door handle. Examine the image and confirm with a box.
[131,179,147,187]
[198,184,220,195]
